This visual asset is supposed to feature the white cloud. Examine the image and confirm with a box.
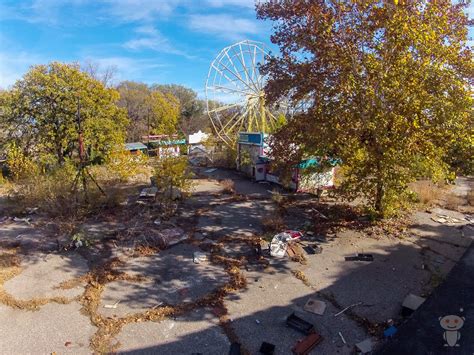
[205,0,255,8]
[0,51,44,88]
[81,56,168,83]
[101,0,181,22]
[188,14,261,40]
[123,26,193,58]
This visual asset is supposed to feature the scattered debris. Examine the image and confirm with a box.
[401,293,426,317]
[431,215,464,224]
[383,325,398,338]
[270,233,290,258]
[310,208,329,220]
[155,228,187,248]
[205,168,217,173]
[270,231,303,258]
[13,217,31,225]
[154,219,161,226]
[291,270,311,287]
[0,216,9,224]
[229,342,242,355]
[355,338,374,354]
[303,298,326,315]
[25,207,39,214]
[103,301,120,309]
[287,243,305,259]
[193,251,209,264]
[292,332,323,355]
[345,254,374,262]
[302,244,322,255]
[139,187,158,198]
[286,313,315,335]
[338,331,346,344]
[334,302,363,317]
[259,341,275,354]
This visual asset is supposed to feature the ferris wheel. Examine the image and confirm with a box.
[205,40,279,146]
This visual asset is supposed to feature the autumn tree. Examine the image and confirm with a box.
[0,62,128,165]
[147,90,180,135]
[152,84,209,135]
[116,81,151,141]
[257,1,473,216]
[116,81,180,140]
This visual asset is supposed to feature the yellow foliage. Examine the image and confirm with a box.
[6,144,38,181]
[102,148,149,182]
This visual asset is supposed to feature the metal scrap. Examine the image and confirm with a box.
[334,302,363,317]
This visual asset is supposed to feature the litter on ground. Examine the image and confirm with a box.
[292,332,323,355]
[103,301,120,309]
[355,338,374,354]
[401,293,426,317]
[334,302,363,317]
[155,228,187,248]
[139,187,158,198]
[345,254,374,262]
[303,298,326,315]
[431,214,464,224]
[286,313,315,335]
[259,341,275,354]
[270,231,304,258]
[193,251,209,264]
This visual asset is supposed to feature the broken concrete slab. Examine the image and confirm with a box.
[116,308,229,354]
[0,303,95,354]
[3,252,88,300]
[355,338,374,354]
[99,244,229,317]
[401,293,426,317]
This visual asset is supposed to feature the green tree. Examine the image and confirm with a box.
[116,81,151,141]
[116,81,181,139]
[152,84,209,135]
[147,90,180,135]
[257,1,473,216]
[1,62,128,165]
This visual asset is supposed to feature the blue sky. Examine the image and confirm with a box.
[0,1,472,98]
[0,0,276,96]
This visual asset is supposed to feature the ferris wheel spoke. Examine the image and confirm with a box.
[246,42,259,88]
[211,63,248,92]
[207,102,243,114]
[224,105,252,133]
[215,60,256,93]
[219,109,244,131]
[223,51,249,90]
[231,45,260,93]
[209,84,257,97]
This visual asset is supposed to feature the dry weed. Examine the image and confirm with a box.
[409,180,444,205]
[444,194,464,211]
[261,214,286,233]
[468,189,474,206]
[221,179,235,194]
[291,270,311,287]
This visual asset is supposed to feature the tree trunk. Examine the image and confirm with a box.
[375,179,385,217]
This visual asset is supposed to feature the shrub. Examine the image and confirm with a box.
[5,143,38,181]
[154,154,193,200]
[221,179,235,194]
[100,149,149,182]
[409,180,444,205]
